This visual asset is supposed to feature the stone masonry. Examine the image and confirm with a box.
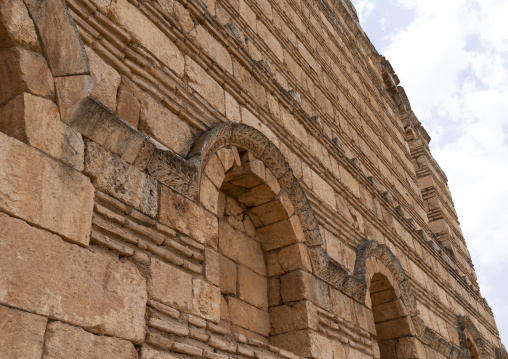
[0,0,506,358]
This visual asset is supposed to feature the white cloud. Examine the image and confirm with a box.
[358,0,508,346]
[354,0,376,24]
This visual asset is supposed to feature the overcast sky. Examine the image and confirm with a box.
[351,0,508,346]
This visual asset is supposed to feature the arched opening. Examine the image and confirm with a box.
[200,145,311,344]
[467,337,480,359]
[370,273,412,358]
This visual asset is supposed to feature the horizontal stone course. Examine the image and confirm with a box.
[0,212,147,343]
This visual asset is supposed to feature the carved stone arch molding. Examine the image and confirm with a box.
[353,239,471,359]
[458,315,491,358]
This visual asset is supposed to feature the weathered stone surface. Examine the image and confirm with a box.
[140,347,180,359]
[109,0,184,76]
[0,132,93,245]
[0,93,85,170]
[238,266,268,310]
[23,0,89,76]
[160,186,218,247]
[192,279,221,323]
[150,258,193,312]
[0,305,48,359]
[220,254,237,295]
[86,47,121,112]
[0,47,53,106]
[257,216,305,251]
[0,212,147,343]
[219,220,266,276]
[0,0,40,51]
[140,93,193,155]
[116,79,141,128]
[54,75,92,123]
[194,25,232,74]
[43,321,137,359]
[228,297,270,336]
[270,301,318,334]
[185,56,225,114]
[85,141,158,217]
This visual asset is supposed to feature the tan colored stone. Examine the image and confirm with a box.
[0,0,40,51]
[86,46,121,111]
[85,141,158,217]
[116,80,141,128]
[257,21,283,62]
[150,258,193,312]
[0,305,47,359]
[220,254,237,295]
[310,170,336,209]
[24,0,89,76]
[200,175,220,214]
[0,132,93,246]
[174,2,194,32]
[217,147,236,172]
[54,74,92,123]
[195,25,232,74]
[109,0,184,76]
[257,216,305,251]
[140,347,180,359]
[219,220,266,276]
[396,337,426,359]
[238,266,268,310]
[43,321,137,359]
[160,186,219,248]
[0,93,85,171]
[205,153,226,188]
[0,213,147,343]
[193,279,221,323]
[185,56,225,114]
[225,91,241,121]
[270,301,318,335]
[0,47,53,106]
[271,330,312,358]
[205,248,220,285]
[140,93,193,155]
[275,243,313,273]
[228,297,270,337]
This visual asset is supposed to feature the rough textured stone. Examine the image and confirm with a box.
[185,56,225,114]
[116,79,141,128]
[54,75,92,123]
[86,47,121,112]
[109,0,184,76]
[85,141,158,217]
[0,47,53,106]
[43,321,138,359]
[0,305,47,359]
[160,186,218,247]
[140,93,193,155]
[0,93,85,170]
[193,279,221,323]
[150,258,193,312]
[0,0,40,51]
[238,266,268,310]
[0,132,93,246]
[0,212,147,343]
[23,0,89,76]
[228,297,270,337]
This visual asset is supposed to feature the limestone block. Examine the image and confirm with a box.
[310,170,336,209]
[257,216,305,251]
[270,301,318,335]
[228,297,270,337]
[0,93,85,171]
[140,93,193,155]
[219,220,266,276]
[257,21,283,62]
[193,279,221,323]
[0,305,47,359]
[160,186,218,248]
[54,75,92,123]
[0,213,147,343]
[204,153,226,188]
[86,47,121,112]
[271,330,312,358]
[23,0,89,76]
[0,132,93,246]
[280,271,330,309]
[195,25,232,74]
[225,91,240,121]
[0,0,40,51]
[200,175,220,214]
[109,0,184,76]
[396,337,426,359]
[85,141,158,217]
[116,80,141,128]
[150,258,193,312]
[205,248,220,285]
[185,56,225,114]
[140,347,181,359]
[0,47,53,106]
[238,266,268,310]
[43,321,137,359]
[219,254,237,295]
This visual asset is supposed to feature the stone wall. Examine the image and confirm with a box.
[0,0,506,358]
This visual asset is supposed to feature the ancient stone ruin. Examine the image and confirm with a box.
[0,0,506,358]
